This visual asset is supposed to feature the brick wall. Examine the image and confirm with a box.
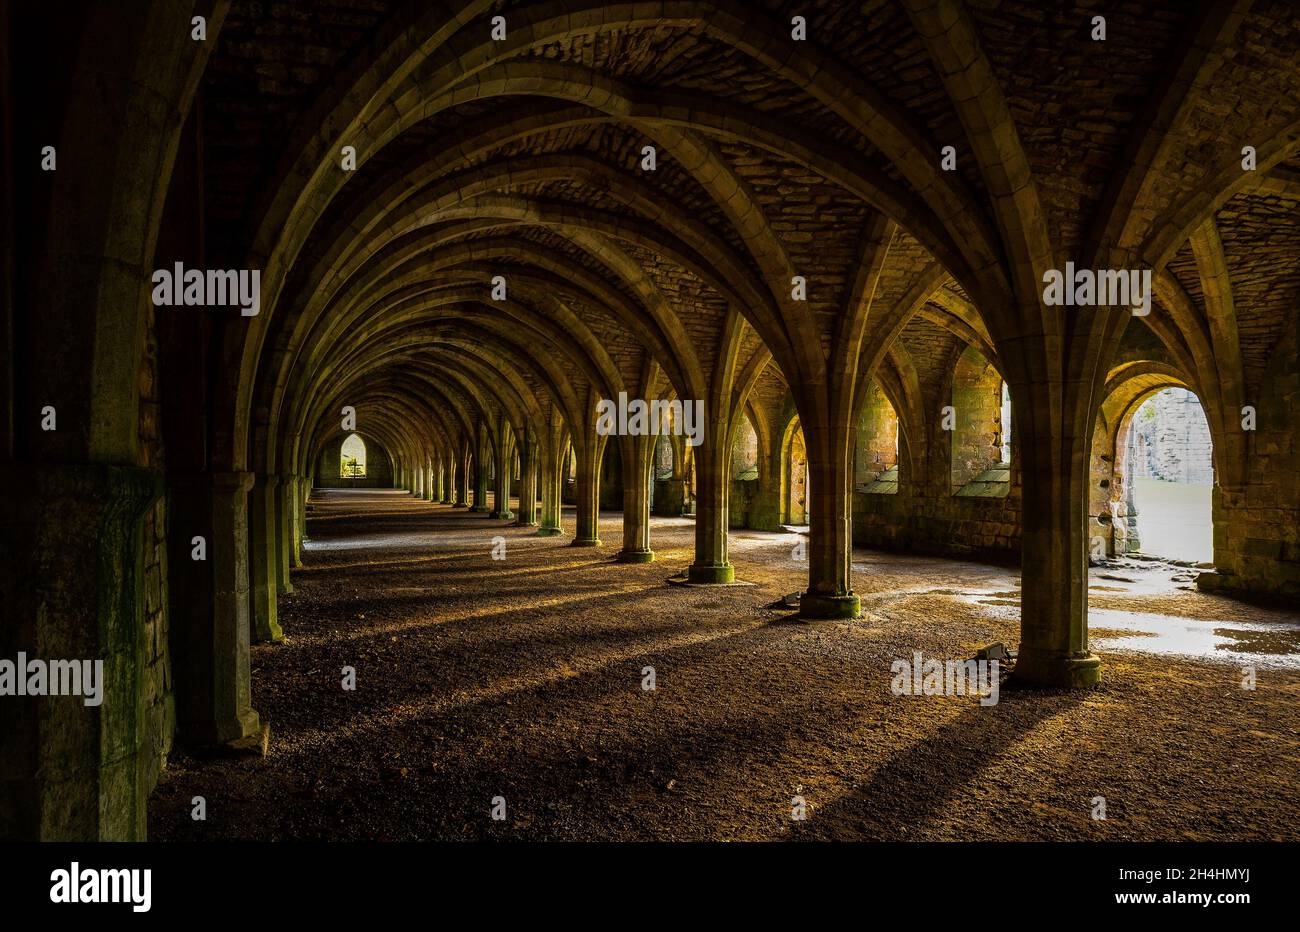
[1203,314,1300,599]
[138,302,174,800]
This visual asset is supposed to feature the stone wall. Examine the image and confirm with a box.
[855,381,899,484]
[950,345,1006,492]
[1202,315,1300,599]
[731,377,1021,560]
[1129,388,1214,484]
[138,299,174,812]
[853,484,1021,561]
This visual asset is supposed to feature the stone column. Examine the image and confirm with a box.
[207,472,263,744]
[274,473,293,595]
[425,463,435,501]
[1123,451,1140,553]
[653,477,686,516]
[571,438,603,546]
[800,421,859,618]
[537,441,564,536]
[289,474,304,568]
[471,424,491,512]
[1012,396,1101,687]
[169,471,262,751]
[516,432,538,527]
[0,463,161,840]
[455,454,470,506]
[617,436,654,562]
[688,436,733,582]
[297,477,311,556]
[439,458,452,504]
[248,473,284,643]
[490,425,514,520]
[747,408,785,530]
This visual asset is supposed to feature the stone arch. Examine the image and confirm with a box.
[315,431,394,490]
[1088,363,1211,561]
[780,414,809,526]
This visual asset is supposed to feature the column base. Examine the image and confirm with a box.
[251,620,284,644]
[617,549,655,563]
[536,526,563,537]
[688,563,734,584]
[470,505,491,513]
[183,708,262,749]
[226,721,271,757]
[440,498,453,504]
[488,510,514,520]
[571,537,602,547]
[515,519,538,528]
[798,591,861,619]
[1011,647,1102,688]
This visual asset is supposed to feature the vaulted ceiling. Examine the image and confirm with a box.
[192,0,1300,477]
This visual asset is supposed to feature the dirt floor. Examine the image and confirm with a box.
[148,489,1300,841]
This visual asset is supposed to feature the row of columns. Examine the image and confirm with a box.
[248,406,1100,699]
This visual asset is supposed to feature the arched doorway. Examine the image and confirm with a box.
[1090,371,1215,565]
[1125,388,1214,563]
[340,433,367,478]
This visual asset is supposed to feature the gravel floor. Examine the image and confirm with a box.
[148,489,1300,841]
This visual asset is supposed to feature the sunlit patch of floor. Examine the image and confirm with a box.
[1089,609,1300,668]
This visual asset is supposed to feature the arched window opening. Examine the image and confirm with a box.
[999,380,1012,465]
[1125,388,1214,563]
[340,433,367,478]
[686,449,697,516]
[654,431,674,480]
[1090,384,1216,565]
[855,380,899,494]
[783,418,809,525]
[732,414,759,480]
[951,345,1009,498]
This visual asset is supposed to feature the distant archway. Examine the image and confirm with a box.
[1125,388,1214,563]
[340,433,367,478]
[1090,370,1215,564]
